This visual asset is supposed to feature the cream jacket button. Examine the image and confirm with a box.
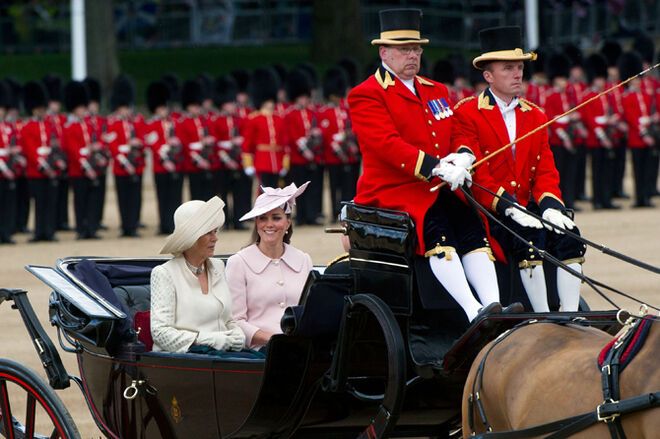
[277,280,284,286]
[273,260,279,265]
[279,302,285,308]
[428,120,432,125]
[431,131,436,137]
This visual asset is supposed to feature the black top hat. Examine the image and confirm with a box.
[286,68,313,101]
[617,51,643,81]
[546,52,571,82]
[83,77,101,103]
[110,75,135,111]
[249,68,279,109]
[64,80,90,113]
[23,81,48,114]
[472,26,537,69]
[371,9,429,46]
[180,79,203,109]
[146,81,170,113]
[213,75,238,107]
[584,53,608,83]
[322,66,348,100]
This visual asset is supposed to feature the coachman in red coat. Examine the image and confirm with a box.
[349,9,508,323]
[453,26,586,313]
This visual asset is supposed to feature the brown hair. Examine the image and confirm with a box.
[246,214,294,246]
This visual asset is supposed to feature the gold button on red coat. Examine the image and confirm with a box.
[510,180,517,187]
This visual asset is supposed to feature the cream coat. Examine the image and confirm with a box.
[226,243,313,349]
[150,256,239,353]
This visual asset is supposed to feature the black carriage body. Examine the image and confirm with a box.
[18,202,623,439]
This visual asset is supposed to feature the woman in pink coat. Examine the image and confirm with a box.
[226,182,313,350]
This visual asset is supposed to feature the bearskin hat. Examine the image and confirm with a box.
[110,75,135,111]
[197,73,214,101]
[249,68,279,109]
[563,43,583,68]
[337,57,360,86]
[584,53,609,83]
[469,66,486,88]
[528,46,548,76]
[23,81,48,114]
[146,81,170,113]
[432,59,455,85]
[285,68,313,101]
[230,69,251,93]
[448,53,469,79]
[0,81,11,109]
[546,52,571,82]
[83,77,101,103]
[64,80,90,113]
[42,74,63,103]
[3,78,22,111]
[180,79,203,109]
[161,73,180,103]
[213,75,238,107]
[322,66,348,100]
[295,62,319,88]
[617,51,644,82]
[271,64,288,86]
[632,34,655,64]
[600,40,622,67]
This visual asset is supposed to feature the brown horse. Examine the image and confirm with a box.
[462,317,659,438]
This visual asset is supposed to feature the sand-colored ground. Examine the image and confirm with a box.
[0,172,658,437]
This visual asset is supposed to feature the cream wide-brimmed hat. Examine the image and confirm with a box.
[370,9,429,46]
[239,181,310,222]
[472,26,537,69]
[160,196,226,255]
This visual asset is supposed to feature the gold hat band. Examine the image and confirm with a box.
[380,29,421,40]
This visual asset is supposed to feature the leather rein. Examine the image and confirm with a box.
[467,316,659,438]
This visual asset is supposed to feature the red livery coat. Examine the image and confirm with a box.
[19,118,59,179]
[317,104,358,166]
[210,113,244,170]
[143,117,183,174]
[284,106,320,166]
[104,117,145,177]
[348,66,453,255]
[621,89,654,149]
[175,115,218,173]
[61,117,95,178]
[451,89,564,216]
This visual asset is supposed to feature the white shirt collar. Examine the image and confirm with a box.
[382,62,417,96]
[491,90,519,114]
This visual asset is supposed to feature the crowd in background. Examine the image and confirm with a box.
[0,33,658,245]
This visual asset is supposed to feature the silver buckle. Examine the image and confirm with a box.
[597,399,619,423]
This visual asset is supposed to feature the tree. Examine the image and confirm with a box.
[311,0,366,65]
[85,0,119,108]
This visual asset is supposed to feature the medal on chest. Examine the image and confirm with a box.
[427,98,453,120]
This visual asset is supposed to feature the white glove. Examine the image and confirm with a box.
[431,162,472,191]
[505,204,543,229]
[441,152,475,169]
[196,331,231,351]
[227,327,246,351]
[244,166,255,177]
[542,208,575,234]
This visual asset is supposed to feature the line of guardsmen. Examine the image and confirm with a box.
[430,34,660,211]
[0,60,362,244]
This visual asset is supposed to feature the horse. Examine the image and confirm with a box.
[461,315,659,438]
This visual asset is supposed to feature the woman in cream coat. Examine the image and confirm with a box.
[226,182,313,350]
[151,196,246,354]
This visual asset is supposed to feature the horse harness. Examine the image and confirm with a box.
[467,316,659,438]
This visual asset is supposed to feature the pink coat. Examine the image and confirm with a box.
[225,243,313,349]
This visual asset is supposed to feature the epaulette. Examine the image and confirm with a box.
[519,98,542,112]
[453,96,475,110]
[327,252,349,267]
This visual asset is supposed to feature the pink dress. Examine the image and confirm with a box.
[225,243,313,349]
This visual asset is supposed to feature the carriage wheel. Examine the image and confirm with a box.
[0,359,80,439]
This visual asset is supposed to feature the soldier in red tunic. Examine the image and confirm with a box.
[105,75,144,237]
[143,80,183,235]
[211,74,251,229]
[62,80,102,240]
[0,82,18,244]
[20,81,60,242]
[241,67,289,190]
[349,9,512,323]
[319,66,359,220]
[453,26,586,312]
[619,51,656,208]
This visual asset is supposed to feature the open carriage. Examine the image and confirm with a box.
[0,203,624,439]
